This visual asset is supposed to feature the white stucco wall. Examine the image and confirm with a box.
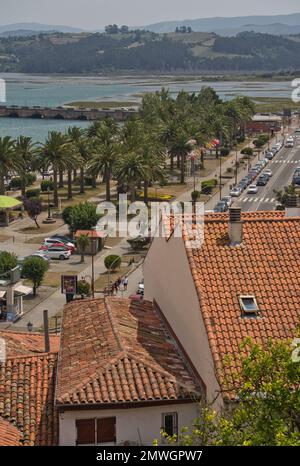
[59,402,199,446]
[143,235,222,407]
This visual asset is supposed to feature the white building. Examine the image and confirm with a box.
[55,297,203,446]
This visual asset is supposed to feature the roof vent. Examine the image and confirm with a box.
[229,208,243,245]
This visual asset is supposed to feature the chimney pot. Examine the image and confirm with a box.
[229,207,242,222]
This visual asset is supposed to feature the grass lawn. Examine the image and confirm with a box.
[18,219,64,236]
[253,96,300,113]
[23,270,76,288]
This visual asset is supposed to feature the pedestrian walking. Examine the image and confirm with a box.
[123,276,128,291]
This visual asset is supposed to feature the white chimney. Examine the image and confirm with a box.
[229,208,243,245]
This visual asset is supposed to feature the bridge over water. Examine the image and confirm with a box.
[0,105,137,122]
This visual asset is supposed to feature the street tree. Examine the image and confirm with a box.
[22,256,49,296]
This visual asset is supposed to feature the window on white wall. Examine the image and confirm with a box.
[76,417,116,445]
[162,412,178,440]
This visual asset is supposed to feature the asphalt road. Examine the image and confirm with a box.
[234,133,300,212]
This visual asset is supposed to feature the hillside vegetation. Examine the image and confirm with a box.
[1,30,300,73]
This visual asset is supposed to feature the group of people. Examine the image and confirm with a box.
[104,275,128,296]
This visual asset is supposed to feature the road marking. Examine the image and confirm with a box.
[238,197,276,204]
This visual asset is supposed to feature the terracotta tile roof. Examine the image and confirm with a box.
[56,298,201,406]
[0,353,58,446]
[0,418,22,446]
[0,331,59,446]
[0,330,60,357]
[181,211,300,396]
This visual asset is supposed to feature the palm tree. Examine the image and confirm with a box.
[67,127,85,199]
[114,153,149,202]
[76,233,90,263]
[14,136,37,196]
[170,129,193,184]
[87,122,119,201]
[39,131,72,207]
[0,136,19,194]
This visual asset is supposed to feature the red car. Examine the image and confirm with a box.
[39,242,74,253]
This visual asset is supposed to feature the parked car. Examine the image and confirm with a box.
[214,201,228,213]
[43,238,75,253]
[263,169,273,178]
[247,184,259,194]
[28,252,51,262]
[39,242,69,252]
[256,175,268,186]
[42,246,71,260]
[230,187,242,197]
[238,180,248,191]
[221,196,232,207]
[265,152,274,160]
[49,234,73,243]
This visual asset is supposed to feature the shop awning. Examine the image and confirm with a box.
[0,291,6,299]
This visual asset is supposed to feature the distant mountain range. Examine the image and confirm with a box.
[144,13,300,35]
[0,22,83,36]
[1,13,300,38]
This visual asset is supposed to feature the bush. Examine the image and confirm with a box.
[40,179,54,192]
[191,190,201,202]
[9,177,22,189]
[104,255,121,271]
[26,173,37,186]
[0,251,18,276]
[220,147,230,156]
[25,188,41,198]
[76,280,91,297]
[241,147,253,156]
[201,179,217,195]
[236,135,245,143]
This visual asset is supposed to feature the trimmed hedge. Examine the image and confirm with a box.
[25,188,41,198]
[40,180,54,192]
[241,147,253,156]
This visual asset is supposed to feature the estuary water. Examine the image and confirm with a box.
[0,73,294,141]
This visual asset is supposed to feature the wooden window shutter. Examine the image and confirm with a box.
[76,418,95,444]
[97,417,116,443]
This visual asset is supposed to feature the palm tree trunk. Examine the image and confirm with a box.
[53,169,59,208]
[80,167,85,194]
[21,177,26,197]
[67,170,72,200]
[180,153,185,184]
[143,180,149,204]
[92,175,97,188]
[170,153,174,171]
[130,182,136,202]
[105,169,111,202]
[0,176,5,195]
[73,169,77,179]
[59,169,64,188]
[177,154,180,169]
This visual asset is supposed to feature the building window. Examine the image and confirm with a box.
[76,418,95,445]
[76,417,116,445]
[162,412,178,439]
[239,295,259,316]
[97,417,116,443]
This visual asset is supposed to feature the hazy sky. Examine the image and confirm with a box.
[1,0,300,29]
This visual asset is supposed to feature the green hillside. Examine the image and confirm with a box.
[1,30,300,73]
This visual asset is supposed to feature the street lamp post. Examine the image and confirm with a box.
[219,155,222,200]
[107,255,121,296]
[235,143,238,186]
